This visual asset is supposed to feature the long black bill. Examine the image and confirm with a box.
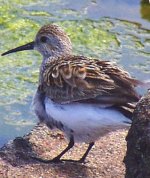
[1,41,35,56]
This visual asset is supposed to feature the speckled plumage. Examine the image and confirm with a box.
[2,24,142,163]
[40,55,140,104]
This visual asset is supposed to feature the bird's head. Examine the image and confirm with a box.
[2,24,72,58]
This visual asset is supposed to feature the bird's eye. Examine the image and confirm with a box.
[40,36,47,43]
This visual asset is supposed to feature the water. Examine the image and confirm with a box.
[0,0,150,147]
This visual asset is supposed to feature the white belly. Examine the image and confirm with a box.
[44,98,130,143]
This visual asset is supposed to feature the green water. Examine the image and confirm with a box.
[0,0,150,147]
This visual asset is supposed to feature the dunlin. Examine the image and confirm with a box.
[2,24,142,163]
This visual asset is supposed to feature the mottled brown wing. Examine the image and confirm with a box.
[39,56,140,105]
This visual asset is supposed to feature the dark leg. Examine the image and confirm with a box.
[78,142,94,163]
[31,136,74,163]
[52,136,74,162]
[61,142,94,163]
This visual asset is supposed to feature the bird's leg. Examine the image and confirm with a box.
[78,142,94,163]
[31,138,94,164]
[61,142,94,163]
[51,136,74,162]
[31,136,74,163]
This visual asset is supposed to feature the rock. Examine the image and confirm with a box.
[0,123,128,178]
[124,90,150,178]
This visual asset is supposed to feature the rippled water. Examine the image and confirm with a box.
[0,0,150,147]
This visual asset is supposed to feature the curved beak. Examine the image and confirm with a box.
[1,41,35,56]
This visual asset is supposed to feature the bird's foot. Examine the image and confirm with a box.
[31,156,87,164]
[61,158,86,164]
[30,156,62,163]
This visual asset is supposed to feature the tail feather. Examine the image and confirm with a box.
[113,103,136,121]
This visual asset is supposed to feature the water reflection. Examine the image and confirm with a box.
[140,0,150,22]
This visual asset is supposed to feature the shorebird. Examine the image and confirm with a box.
[1,24,142,163]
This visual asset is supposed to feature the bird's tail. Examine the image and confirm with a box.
[115,103,136,122]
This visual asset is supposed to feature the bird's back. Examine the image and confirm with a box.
[39,55,140,106]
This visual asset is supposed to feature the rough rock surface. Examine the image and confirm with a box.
[0,124,128,178]
[125,90,150,178]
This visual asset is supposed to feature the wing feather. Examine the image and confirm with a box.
[40,56,140,104]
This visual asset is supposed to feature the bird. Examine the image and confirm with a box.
[1,24,143,163]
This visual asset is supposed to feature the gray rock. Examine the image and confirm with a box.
[125,90,150,178]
